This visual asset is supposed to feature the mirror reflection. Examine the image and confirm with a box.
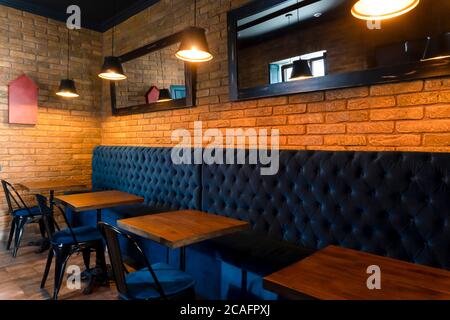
[115,43,186,108]
[236,0,450,90]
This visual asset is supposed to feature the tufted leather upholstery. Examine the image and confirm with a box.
[202,150,450,270]
[92,146,201,212]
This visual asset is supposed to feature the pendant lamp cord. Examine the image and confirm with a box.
[112,0,117,56]
[67,28,70,78]
[194,0,197,27]
[160,51,165,87]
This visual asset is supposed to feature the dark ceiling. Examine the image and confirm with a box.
[0,0,160,32]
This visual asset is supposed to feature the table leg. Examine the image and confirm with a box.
[180,247,186,271]
[96,209,102,224]
[84,208,109,295]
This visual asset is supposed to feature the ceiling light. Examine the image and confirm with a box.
[290,60,313,81]
[351,0,420,21]
[57,29,79,98]
[99,56,127,80]
[56,79,79,98]
[422,33,450,61]
[176,0,213,63]
[157,88,173,102]
[176,27,213,63]
[98,0,127,80]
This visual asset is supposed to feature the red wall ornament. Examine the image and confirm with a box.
[8,74,38,125]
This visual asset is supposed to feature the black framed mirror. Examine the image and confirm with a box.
[110,29,196,116]
[228,0,450,101]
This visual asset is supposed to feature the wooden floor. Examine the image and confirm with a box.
[0,241,118,300]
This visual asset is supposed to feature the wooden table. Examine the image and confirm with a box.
[18,180,87,194]
[263,245,450,300]
[118,210,249,270]
[17,179,87,252]
[56,190,144,221]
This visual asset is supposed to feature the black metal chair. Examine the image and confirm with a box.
[99,222,195,300]
[36,194,108,300]
[1,180,46,257]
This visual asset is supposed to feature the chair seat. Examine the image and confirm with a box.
[124,263,195,300]
[12,206,42,217]
[52,226,102,245]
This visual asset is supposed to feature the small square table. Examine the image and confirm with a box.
[17,179,87,251]
[18,179,87,208]
[263,245,450,300]
[56,190,144,222]
[118,210,249,270]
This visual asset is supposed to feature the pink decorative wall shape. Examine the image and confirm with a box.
[8,74,38,125]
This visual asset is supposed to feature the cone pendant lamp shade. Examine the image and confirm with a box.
[99,56,127,80]
[351,0,420,21]
[56,79,79,98]
[176,27,213,62]
[158,88,173,102]
[290,60,313,81]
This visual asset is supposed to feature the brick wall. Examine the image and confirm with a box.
[101,0,450,153]
[0,5,103,238]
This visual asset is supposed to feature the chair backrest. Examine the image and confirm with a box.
[1,180,33,216]
[98,222,167,300]
[35,194,78,245]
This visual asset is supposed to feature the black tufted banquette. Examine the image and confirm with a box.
[92,146,201,212]
[202,150,450,270]
[92,147,450,271]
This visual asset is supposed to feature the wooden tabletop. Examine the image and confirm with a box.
[264,245,450,300]
[56,190,144,212]
[18,180,87,192]
[118,210,249,249]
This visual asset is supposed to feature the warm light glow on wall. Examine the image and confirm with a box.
[351,0,420,21]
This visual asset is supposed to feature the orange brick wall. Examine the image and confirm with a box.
[101,0,450,154]
[0,5,103,238]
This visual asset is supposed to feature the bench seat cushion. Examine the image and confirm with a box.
[207,230,315,276]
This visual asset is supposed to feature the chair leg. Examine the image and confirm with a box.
[82,249,91,270]
[95,242,108,284]
[41,249,54,289]
[38,218,47,238]
[6,217,16,251]
[53,247,71,300]
[12,218,27,258]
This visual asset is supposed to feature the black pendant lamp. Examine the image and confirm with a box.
[57,29,79,98]
[421,1,450,61]
[290,60,313,80]
[176,0,213,62]
[158,89,173,102]
[157,51,172,102]
[99,56,127,80]
[289,3,312,81]
[98,0,127,80]
[422,33,450,61]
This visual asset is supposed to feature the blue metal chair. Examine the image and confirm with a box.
[1,180,46,257]
[36,194,107,300]
[99,222,195,300]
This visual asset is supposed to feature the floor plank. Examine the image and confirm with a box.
[0,241,118,300]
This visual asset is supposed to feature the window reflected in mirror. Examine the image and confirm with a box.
[235,0,450,91]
